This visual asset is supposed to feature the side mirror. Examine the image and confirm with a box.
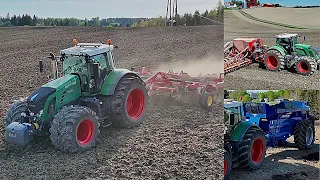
[49,52,55,60]
[114,46,119,49]
[39,60,44,73]
[131,67,135,71]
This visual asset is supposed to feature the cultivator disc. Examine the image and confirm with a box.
[224,45,252,74]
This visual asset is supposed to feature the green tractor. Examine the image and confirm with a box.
[5,39,148,153]
[224,101,267,180]
[264,33,320,75]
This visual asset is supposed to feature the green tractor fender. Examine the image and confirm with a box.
[100,68,143,95]
[230,121,262,142]
[267,45,286,56]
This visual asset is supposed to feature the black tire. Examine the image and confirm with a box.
[236,127,266,170]
[110,75,148,128]
[294,119,315,150]
[224,150,232,180]
[294,56,316,76]
[200,93,214,109]
[264,49,285,72]
[5,99,28,125]
[49,105,100,153]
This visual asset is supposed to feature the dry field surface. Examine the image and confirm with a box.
[224,10,320,90]
[230,120,320,180]
[243,7,320,29]
[0,26,224,179]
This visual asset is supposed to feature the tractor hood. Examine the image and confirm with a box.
[27,74,80,114]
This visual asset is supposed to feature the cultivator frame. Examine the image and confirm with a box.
[132,67,223,107]
[224,38,267,74]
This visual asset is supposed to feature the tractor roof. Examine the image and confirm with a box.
[224,101,242,108]
[61,43,114,57]
[275,33,298,39]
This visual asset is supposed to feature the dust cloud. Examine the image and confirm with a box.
[154,54,223,77]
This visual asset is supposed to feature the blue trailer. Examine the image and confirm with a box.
[224,100,315,180]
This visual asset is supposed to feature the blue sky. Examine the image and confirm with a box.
[260,0,320,6]
[0,0,219,19]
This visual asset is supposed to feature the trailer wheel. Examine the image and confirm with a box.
[5,99,28,126]
[294,119,315,150]
[49,105,100,153]
[200,93,214,109]
[237,127,266,170]
[264,50,285,72]
[294,56,316,76]
[110,76,148,128]
[224,150,232,180]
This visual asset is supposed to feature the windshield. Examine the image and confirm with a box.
[62,56,86,74]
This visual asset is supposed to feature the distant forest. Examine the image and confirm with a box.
[0,1,223,27]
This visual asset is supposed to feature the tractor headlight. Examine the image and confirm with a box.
[39,109,44,115]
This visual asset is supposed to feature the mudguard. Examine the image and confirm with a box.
[230,121,261,142]
[267,45,286,56]
[100,68,143,95]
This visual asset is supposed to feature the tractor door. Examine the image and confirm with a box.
[91,53,112,92]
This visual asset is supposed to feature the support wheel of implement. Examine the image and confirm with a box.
[294,119,315,150]
[236,127,266,170]
[6,99,28,125]
[200,93,214,109]
[224,150,232,180]
[110,75,148,128]
[294,56,316,76]
[264,50,285,72]
[49,105,100,153]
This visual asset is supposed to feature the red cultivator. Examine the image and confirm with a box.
[132,67,224,109]
[224,38,267,74]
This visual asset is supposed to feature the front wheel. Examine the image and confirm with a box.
[110,75,148,128]
[237,127,267,170]
[224,150,232,180]
[49,105,100,153]
[294,56,316,76]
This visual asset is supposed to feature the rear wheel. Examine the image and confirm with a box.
[49,105,100,153]
[5,99,28,125]
[264,50,285,72]
[224,150,232,180]
[237,127,266,170]
[294,119,315,150]
[294,56,316,76]
[200,93,214,109]
[110,76,148,128]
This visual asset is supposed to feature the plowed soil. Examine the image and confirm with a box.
[0,26,224,179]
[224,10,320,90]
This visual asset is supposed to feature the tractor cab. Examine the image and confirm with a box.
[47,39,118,94]
[275,33,298,54]
[224,102,245,133]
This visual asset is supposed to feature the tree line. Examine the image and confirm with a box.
[224,90,319,118]
[0,13,147,27]
[0,3,223,28]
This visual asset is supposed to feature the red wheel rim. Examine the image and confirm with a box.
[224,159,227,176]
[127,88,145,120]
[297,62,309,73]
[76,119,94,145]
[266,55,278,70]
[251,138,264,164]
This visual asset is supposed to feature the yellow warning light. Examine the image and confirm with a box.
[73,39,77,44]
[107,39,112,45]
